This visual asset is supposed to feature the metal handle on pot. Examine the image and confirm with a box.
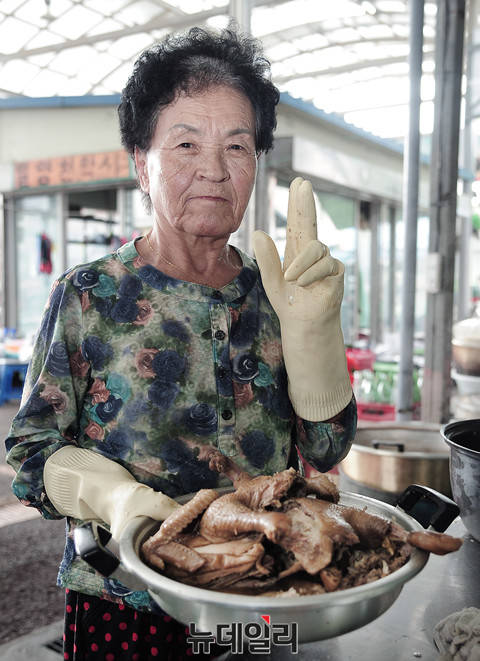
[396,484,460,532]
[74,521,148,592]
[371,440,405,452]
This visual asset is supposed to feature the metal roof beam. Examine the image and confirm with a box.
[0,0,280,63]
[275,52,435,82]
[0,9,215,62]
[329,99,430,114]
[0,87,25,97]
[269,35,434,65]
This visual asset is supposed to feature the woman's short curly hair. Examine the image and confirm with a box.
[118,26,280,159]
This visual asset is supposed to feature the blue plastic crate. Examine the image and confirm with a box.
[0,360,28,405]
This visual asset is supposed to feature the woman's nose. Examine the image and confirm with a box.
[196,146,229,182]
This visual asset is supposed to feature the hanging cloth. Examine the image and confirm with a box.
[38,233,53,274]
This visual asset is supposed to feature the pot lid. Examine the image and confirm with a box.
[453,318,480,346]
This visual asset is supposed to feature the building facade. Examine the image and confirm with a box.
[0,93,434,350]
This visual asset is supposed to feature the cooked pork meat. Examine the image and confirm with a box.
[142,489,220,552]
[279,498,359,574]
[141,462,463,596]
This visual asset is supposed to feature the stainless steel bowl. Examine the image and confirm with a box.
[118,491,429,643]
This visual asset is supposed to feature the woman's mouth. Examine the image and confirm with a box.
[193,196,229,203]
[190,195,229,204]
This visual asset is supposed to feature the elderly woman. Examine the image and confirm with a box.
[5,27,356,660]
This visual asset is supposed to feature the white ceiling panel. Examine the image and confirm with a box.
[0,0,446,138]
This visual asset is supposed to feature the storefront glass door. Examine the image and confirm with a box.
[14,194,61,337]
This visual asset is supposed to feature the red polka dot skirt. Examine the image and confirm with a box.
[63,589,221,661]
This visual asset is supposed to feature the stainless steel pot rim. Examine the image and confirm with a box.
[119,490,429,610]
[443,436,480,457]
[452,339,480,348]
[357,422,441,430]
[451,370,480,381]
[441,420,480,457]
[348,443,448,459]
[352,422,448,457]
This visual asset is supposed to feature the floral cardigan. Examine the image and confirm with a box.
[5,240,356,611]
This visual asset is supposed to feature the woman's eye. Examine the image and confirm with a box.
[178,142,193,149]
[228,144,244,151]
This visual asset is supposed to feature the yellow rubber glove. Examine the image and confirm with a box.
[44,446,180,541]
[253,177,352,421]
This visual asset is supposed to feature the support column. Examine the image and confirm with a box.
[254,154,276,235]
[369,201,381,349]
[422,0,466,423]
[116,187,128,238]
[4,196,17,330]
[397,0,424,421]
[0,194,5,329]
[458,0,477,320]
[388,205,397,334]
[229,0,253,31]
[56,192,68,273]
[229,0,255,253]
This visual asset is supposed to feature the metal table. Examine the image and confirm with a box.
[239,519,479,660]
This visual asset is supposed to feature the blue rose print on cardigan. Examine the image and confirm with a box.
[118,274,142,298]
[111,298,139,323]
[72,269,99,290]
[103,427,147,459]
[137,265,176,290]
[122,397,150,422]
[231,309,258,347]
[39,282,66,346]
[257,367,293,420]
[240,430,275,468]
[232,353,259,382]
[91,395,123,423]
[217,347,234,397]
[160,438,218,492]
[183,403,218,436]
[152,350,186,381]
[95,298,114,317]
[148,381,180,410]
[46,342,71,377]
[81,336,113,370]
[162,320,190,343]
[14,393,53,420]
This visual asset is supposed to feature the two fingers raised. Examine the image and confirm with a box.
[254,177,342,291]
[284,241,340,287]
[284,178,340,287]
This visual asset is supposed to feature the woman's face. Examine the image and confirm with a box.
[135,85,258,241]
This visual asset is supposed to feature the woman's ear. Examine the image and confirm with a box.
[134,146,149,193]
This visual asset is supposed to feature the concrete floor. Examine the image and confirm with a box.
[0,620,62,661]
[0,401,65,658]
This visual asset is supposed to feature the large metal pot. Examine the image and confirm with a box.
[115,490,436,644]
[442,419,480,541]
[451,340,480,375]
[339,422,451,503]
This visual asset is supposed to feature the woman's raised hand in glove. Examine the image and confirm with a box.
[253,177,352,421]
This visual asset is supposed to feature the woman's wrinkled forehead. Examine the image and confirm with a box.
[152,86,256,142]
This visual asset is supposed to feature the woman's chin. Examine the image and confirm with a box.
[182,216,241,239]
